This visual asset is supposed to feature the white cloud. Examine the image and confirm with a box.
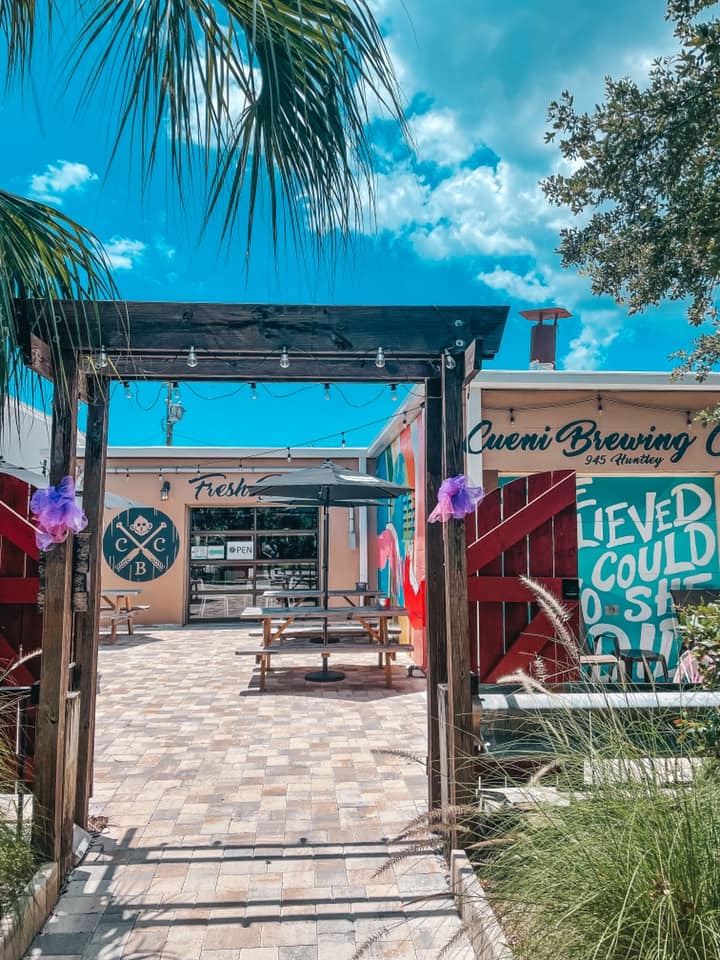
[478,266,549,303]
[103,237,146,271]
[29,161,98,205]
[410,108,476,166]
[562,309,625,370]
[368,158,539,258]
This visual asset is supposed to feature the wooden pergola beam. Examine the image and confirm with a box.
[15,300,508,362]
[33,349,80,871]
[104,357,435,382]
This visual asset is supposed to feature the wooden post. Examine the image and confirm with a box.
[74,376,109,826]
[33,350,79,867]
[441,358,475,812]
[424,377,446,810]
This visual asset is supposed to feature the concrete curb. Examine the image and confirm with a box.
[450,849,513,960]
[0,861,58,960]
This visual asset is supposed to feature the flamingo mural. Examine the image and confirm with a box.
[375,411,427,671]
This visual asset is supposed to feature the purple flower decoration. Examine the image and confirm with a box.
[428,474,484,523]
[30,476,88,552]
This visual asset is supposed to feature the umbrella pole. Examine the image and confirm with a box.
[306,493,345,683]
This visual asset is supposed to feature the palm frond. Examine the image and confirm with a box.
[0,0,50,78]
[69,0,406,252]
[0,189,118,413]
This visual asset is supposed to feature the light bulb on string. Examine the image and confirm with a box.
[250,382,257,400]
[125,466,129,480]
[444,350,456,370]
[375,347,386,368]
[686,410,693,426]
[187,346,198,368]
[402,411,408,427]
[123,380,132,400]
[390,384,398,402]
[509,408,515,424]
[96,345,108,369]
[323,383,331,401]
[280,346,290,369]
[597,394,604,415]
[341,432,347,448]
[287,447,292,462]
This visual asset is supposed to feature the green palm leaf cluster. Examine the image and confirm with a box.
[0,0,405,405]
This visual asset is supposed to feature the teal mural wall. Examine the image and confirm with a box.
[577,476,720,665]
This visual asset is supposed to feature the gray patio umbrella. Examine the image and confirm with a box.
[249,461,410,682]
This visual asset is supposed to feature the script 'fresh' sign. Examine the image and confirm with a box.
[577,477,720,661]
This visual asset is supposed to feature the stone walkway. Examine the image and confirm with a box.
[26,627,473,960]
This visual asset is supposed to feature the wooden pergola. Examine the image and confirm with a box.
[15,299,509,870]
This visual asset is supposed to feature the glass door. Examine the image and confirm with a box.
[187,505,318,620]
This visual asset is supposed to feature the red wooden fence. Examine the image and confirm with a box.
[466,471,579,682]
[0,473,43,780]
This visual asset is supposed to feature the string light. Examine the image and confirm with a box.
[187,346,198,368]
[402,411,408,426]
[341,432,347,448]
[597,394,604,415]
[250,382,257,400]
[444,350,456,370]
[323,383,331,401]
[509,408,515,424]
[123,380,132,400]
[686,410,693,426]
[286,447,292,462]
[96,345,108,369]
[375,347,386,369]
[280,346,290,369]
[125,466,129,480]
[390,384,398,402]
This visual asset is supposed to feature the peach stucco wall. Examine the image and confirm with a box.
[96,455,362,625]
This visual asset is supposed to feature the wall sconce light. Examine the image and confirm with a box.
[160,480,171,501]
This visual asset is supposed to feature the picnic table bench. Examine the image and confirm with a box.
[235,640,414,690]
[100,590,150,642]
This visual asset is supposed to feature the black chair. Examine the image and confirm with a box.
[620,647,669,683]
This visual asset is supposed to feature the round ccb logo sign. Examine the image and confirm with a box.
[103,508,180,582]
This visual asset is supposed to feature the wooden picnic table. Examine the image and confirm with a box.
[261,588,385,607]
[238,604,411,689]
[100,589,148,641]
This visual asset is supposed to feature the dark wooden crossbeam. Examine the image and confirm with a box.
[16,300,508,365]
[106,356,436,382]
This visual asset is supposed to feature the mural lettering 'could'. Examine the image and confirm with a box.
[376,412,426,668]
[103,508,180,582]
[577,477,720,663]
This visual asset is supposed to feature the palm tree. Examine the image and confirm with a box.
[0,0,405,401]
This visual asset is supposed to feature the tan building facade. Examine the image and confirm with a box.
[98,448,369,625]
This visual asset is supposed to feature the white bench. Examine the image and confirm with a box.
[235,642,414,691]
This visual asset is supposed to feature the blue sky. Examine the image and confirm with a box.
[3,1,696,447]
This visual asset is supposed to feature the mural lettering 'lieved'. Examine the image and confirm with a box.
[577,477,720,664]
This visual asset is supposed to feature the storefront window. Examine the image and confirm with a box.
[187,506,319,620]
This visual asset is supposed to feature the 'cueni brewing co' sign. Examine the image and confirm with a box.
[103,508,180,582]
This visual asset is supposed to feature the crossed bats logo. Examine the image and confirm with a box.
[103,508,179,582]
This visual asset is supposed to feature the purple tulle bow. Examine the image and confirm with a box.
[30,476,88,552]
[428,474,484,522]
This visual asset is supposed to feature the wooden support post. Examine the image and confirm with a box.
[74,377,109,827]
[425,377,446,810]
[33,350,79,868]
[441,358,475,813]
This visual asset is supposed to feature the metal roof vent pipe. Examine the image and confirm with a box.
[520,306,572,370]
